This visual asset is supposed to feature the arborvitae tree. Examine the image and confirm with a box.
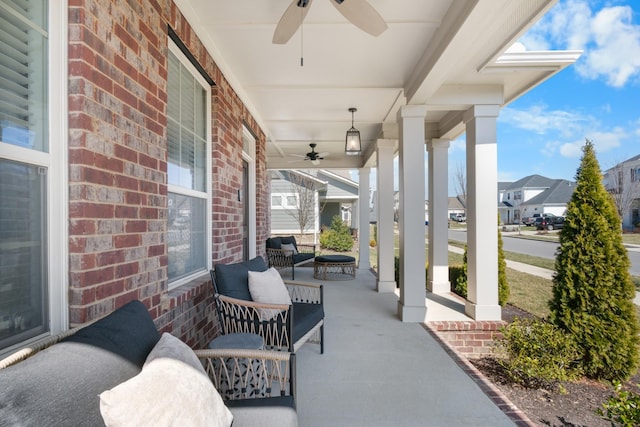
[549,140,639,381]
[498,225,509,306]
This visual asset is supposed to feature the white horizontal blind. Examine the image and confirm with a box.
[0,0,47,152]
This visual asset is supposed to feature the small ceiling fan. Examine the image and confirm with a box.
[290,143,329,165]
[273,0,388,45]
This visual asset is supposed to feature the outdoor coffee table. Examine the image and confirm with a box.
[314,255,356,280]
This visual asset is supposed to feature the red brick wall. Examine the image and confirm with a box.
[426,321,506,358]
[67,0,268,348]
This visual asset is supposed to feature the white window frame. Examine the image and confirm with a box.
[271,193,299,209]
[242,126,256,259]
[166,40,212,289]
[0,0,67,357]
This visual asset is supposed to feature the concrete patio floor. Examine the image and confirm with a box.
[291,266,518,426]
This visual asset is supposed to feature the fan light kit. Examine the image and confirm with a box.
[273,0,388,45]
[345,107,361,156]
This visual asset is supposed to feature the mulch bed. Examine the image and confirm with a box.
[470,304,640,427]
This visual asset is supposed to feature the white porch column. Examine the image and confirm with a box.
[463,105,501,321]
[358,168,371,271]
[427,138,450,293]
[376,139,396,292]
[398,105,428,322]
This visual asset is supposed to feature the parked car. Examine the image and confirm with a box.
[523,213,556,226]
[534,216,564,230]
[450,213,466,222]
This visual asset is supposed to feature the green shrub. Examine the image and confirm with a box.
[393,256,429,288]
[598,382,640,427]
[453,245,468,298]
[498,225,509,306]
[550,140,639,381]
[319,215,354,252]
[497,318,582,391]
[394,255,399,285]
[450,265,466,298]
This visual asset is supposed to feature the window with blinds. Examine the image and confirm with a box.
[0,0,48,351]
[167,41,210,286]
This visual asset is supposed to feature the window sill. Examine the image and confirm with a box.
[161,272,212,313]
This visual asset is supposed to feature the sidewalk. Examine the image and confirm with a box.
[448,244,640,305]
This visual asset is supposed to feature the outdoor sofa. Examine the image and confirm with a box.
[0,300,297,427]
[212,255,324,353]
[265,236,316,279]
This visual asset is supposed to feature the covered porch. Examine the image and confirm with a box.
[291,266,528,426]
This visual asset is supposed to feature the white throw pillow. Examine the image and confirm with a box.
[100,333,233,427]
[280,242,298,255]
[248,267,293,321]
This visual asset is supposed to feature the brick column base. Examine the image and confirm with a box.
[425,320,506,359]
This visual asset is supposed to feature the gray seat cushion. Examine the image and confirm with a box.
[292,252,314,264]
[0,300,160,426]
[292,303,324,343]
[315,255,355,263]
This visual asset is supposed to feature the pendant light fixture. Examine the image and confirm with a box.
[345,107,361,156]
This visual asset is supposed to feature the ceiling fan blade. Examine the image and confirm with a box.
[273,0,314,44]
[317,152,329,157]
[331,0,388,37]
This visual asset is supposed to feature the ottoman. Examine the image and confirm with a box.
[314,255,356,280]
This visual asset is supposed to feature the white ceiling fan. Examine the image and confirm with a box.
[273,0,388,45]
[289,143,329,165]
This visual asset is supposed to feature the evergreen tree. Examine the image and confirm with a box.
[549,140,639,381]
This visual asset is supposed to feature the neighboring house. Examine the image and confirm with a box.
[500,174,567,224]
[318,170,359,230]
[520,179,575,220]
[448,196,466,219]
[269,170,325,236]
[269,169,359,237]
[603,154,640,229]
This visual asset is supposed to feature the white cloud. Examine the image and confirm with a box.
[558,128,627,158]
[521,0,640,88]
[500,105,589,138]
[558,140,586,157]
[579,6,640,87]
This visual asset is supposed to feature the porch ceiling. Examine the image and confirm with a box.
[175,0,580,170]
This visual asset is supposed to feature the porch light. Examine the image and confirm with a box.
[345,107,361,156]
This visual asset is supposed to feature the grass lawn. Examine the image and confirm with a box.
[506,268,553,318]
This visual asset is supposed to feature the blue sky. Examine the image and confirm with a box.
[447,0,640,193]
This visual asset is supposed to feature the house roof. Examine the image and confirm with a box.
[505,174,556,190]
[317,170,358,188]
[498,182,512,192]
[604,153,640,173]
[448,196,466,210]
[270,169,328,186]
[523,179,576,205]
[174,1,580,170]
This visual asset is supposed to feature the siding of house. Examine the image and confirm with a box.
[322,177,358,199]
[321,202,341,228]
[66,0,268,348]
[270,178,313,233]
